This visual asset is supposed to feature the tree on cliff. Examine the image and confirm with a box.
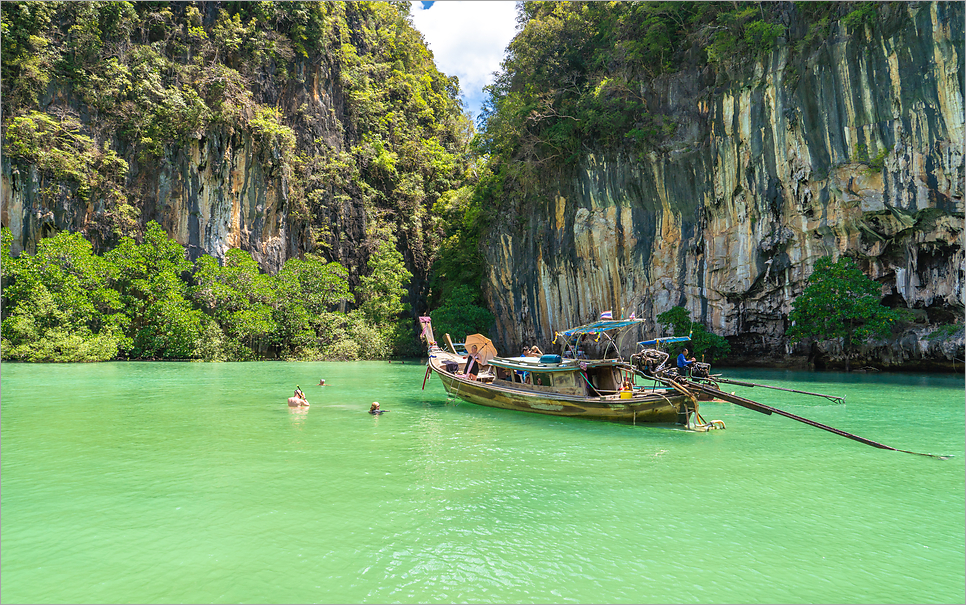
[656,306,731,363]
[786,256,899,372]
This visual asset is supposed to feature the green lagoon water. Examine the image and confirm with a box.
[1,361,964,604]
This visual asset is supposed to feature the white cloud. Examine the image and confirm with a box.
[410,1,518,123]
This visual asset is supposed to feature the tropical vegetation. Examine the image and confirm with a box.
[786,256,900,371]
[1,0,494,360]
[1,222,401,362]
[656,306,731,363]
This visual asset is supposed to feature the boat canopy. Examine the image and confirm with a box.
[559,319,645,337]
[487,356,623,373]
[638,336,691,347]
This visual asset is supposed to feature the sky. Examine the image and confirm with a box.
[409,1,519,126]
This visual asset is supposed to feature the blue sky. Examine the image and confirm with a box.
[409,1,519,125]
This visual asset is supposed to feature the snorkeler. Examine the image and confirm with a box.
[288,386,309,407]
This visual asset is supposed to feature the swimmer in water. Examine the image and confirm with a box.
[369,402,387,415]
[318,379,326,386]
[289,386,309,407]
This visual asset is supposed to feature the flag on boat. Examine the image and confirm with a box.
[600,311,612,320]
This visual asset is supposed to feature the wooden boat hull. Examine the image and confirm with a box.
[428,354,693,424]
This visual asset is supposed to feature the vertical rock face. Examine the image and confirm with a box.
[485,4,964,367]
[1,57,361,277]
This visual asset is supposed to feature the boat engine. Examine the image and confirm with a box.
[632,349,668,376]
[692,361,712,378]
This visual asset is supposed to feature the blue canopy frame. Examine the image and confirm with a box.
[554,319,646,362]
[559,319,645,338]
[637,336,692,347]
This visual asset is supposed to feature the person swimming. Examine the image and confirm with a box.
[318,379,326,386]
[289,386,309,407]
[369,402,387,415]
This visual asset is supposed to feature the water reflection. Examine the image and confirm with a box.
[288,404,309,428]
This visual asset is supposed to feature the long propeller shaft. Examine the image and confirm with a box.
[711,377,845,403]
[624,365,948,459]
[683,380,947,459]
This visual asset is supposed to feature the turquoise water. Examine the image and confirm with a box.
[2,362,963,604]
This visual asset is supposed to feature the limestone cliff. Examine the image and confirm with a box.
[484,3,964,369]
[1,1,466,311]
[2,54,354,275]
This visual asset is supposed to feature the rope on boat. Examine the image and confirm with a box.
[578,371,601,396]
[452,373,463,401]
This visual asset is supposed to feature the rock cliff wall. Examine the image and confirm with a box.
[1,1,465,313]
[484,3,964,369]
[1,56,358,277]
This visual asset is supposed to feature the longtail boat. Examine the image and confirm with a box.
[417,315,948,457]
[418,316,724,430]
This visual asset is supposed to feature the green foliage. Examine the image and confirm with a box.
[706,7,786,64]
[656,306,731,362]
[743,20,786,55]
[191,249,276,360]
[4,111,134,241]
[428,180,494,305]
[248,106,297,173]
[787,256,900,369]
[1,227,129,362]
[840,3,878,30]
[193,318,229,362]
[478,2,790,182]
[270,254,352,359]
[926,323,963,342]
[429,285,495,344]
[856,143,891,173]
[106,222,201,359]
[358,237,412,328]
[855,142,890,170]
[0,1,476,362]
[0,0,59,108]
[2,223,409,362]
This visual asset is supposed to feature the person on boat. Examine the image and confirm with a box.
[525,346,542,357]
[621,377,634,392]
[677,348,695,375]
[369,402,387,415]
[464,345,481,380]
